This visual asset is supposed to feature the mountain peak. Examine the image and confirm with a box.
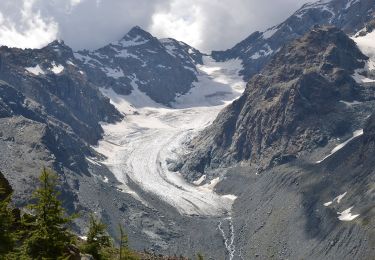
[117,26,155,47]
[124,26,153,39]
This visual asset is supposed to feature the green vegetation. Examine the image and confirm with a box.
[21,168,75,259]
[0,188,15,255]
[0,169,202,259]
[80,214,113,259]
[0,169,143,260]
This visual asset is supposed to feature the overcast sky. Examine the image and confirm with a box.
[0,0,310,52]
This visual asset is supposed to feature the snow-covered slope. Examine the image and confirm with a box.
[75,26,203,105]
[94,56,245,216]
[352,24,375,84]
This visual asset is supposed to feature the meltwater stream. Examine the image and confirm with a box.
[94,56,245,216]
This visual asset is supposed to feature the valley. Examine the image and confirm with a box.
[94,57,245,216]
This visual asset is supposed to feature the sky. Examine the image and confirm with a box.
[0,0,310,52]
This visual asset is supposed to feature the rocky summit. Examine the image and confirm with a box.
[180,26,375,177]
[75,26,203,105]
[213,0,375,81]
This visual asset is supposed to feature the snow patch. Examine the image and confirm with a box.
[26,65,45,76]
[250,44,273,59]
[262,26,278,39]
[193,175,206,185]
[352,30,375,83]
[86,157,101,166]
[337,207,360,221]
[50,62,64,74]
[316,130,363,163]
[103,67,124,79]
[118,35,149,47]
[339,100,362,107]
[324,192,348,207]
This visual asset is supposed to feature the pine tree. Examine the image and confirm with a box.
[83,214,112,260]
[0,188,15,256]
[119,224,138,260]
[21,168,74,259]
[196,253,204,260]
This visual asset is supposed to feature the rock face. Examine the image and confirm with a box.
[181,26,374,177]
[0,43,123,207]
[0,171,12,200]
[0,42,122,144]
[213,0,375,81]
[75,26,203,105]
[224,109,375,260]
[0,42,124,177]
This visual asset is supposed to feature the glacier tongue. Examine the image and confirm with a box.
[94,56,245,216]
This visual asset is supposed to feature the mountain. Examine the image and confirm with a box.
[181,25,375,177]
[177,15,375,260]
[75,26,203,105]
[0,27,217,256]
[212,0,375,81]
[224,111,375,259]
[0,40,127,209]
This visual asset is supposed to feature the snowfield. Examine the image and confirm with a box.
[94,57,245,216]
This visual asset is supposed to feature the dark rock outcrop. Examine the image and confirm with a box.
[181,26,372,177]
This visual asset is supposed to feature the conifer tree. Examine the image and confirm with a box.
[119,224,138,260]
[0,188,15,256]
[83,214,112,260]
[21,168,74,259]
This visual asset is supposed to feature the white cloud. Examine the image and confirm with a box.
[149,0,309,51]
[151,2,204,49]
[0,0,58,49]
[0,0,309,51]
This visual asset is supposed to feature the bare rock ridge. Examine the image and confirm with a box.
[180,26,374,177]
[213,0,375,81]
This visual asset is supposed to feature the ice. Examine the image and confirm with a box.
[337,207,360,221]
[173,57,245,108]
[94,56,245,216]
[25,65,45,76]
[316,130,363,163]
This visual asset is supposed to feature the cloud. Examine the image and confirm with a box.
[0,0,58,49]
[150,0,309,51]
[0,0,309,51]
